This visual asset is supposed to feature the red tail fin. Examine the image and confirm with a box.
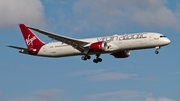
[19,24,44,49]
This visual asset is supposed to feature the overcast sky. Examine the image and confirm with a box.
[0,0,180,101]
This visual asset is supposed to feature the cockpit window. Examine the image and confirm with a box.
[160,35,166,38]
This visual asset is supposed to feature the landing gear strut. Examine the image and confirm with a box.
[155,46,160,54]
[93,54,102,63]
[81,55,91,60]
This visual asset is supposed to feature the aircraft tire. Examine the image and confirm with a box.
[81,56,87,60]
[155,51,159,54]
[93,59,98,63]
[98,58,102,62]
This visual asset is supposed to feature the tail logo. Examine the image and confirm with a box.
[26,34,36,46]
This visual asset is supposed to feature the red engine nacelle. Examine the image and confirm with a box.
[111,50,130,58]
[89,41,107,52]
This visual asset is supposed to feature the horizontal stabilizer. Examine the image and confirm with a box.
[7,45,31,54]
[7,45,28,50]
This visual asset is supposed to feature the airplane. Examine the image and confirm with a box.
[8,24,171,63]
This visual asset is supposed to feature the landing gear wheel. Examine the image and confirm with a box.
[93,54,103,63]
[93,59,98,63]
[87,55,91,59]
[155,51,159,54]
[97,58,102,62]
[155,46,160,54]
[81,55,91,61]
[81,56,87,60]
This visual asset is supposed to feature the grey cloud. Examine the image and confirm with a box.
[177,72,180,74]
[135,77,159,83]
[89,72,137,82]
[82,90,146,101]
[68,69,106,76]
[60,0,180,33]
[0,0,46,28]
[68,69,137,82]
[82,92,175,101]
[145,96,175,101]
[1,89,70,101]
[34,89,64,100]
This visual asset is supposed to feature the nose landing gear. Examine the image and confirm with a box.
[155,46,160,54]
[155,51,159,54]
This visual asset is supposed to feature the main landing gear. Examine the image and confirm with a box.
[155,46,160,54]
[93,54,102,63]
[81,55,91,60]
[81,54,102,63]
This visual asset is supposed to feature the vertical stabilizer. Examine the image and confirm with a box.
[19,24,44,49]
[19,24,44,55]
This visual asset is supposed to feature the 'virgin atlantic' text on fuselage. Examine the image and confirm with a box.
[97,33,147,43]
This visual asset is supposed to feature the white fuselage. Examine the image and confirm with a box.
[37,32,170,57]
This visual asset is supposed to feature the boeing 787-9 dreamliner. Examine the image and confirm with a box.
[8,24,171,63]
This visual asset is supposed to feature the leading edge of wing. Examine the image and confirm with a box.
[27,26,89,52]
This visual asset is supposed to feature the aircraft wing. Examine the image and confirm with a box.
[27,27,89,53]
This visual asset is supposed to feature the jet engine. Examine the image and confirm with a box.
[89,41,108,52]
[111,50,130,58]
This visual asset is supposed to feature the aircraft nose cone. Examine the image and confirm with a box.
[165,38,171,45]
